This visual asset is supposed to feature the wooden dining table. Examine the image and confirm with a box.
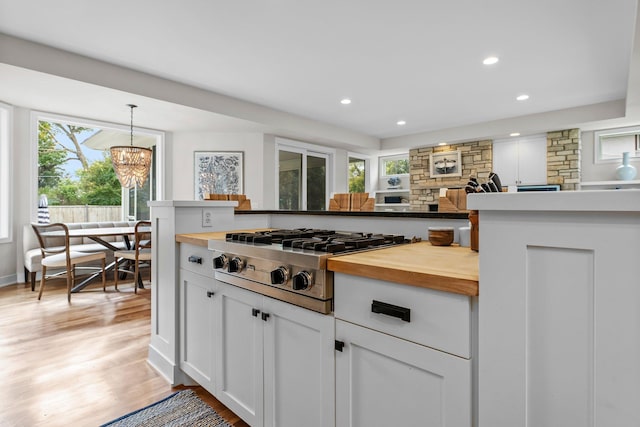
[43,226,150,292]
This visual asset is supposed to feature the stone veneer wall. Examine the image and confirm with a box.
[409,140,492,210]
[546,129,580,190]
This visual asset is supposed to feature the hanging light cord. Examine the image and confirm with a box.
[128,104,137,146]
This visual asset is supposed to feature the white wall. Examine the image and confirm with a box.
[581,130,640,182]
[3,108,32,285]
[171,131,266,209]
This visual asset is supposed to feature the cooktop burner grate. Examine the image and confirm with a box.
[225,229,407,254]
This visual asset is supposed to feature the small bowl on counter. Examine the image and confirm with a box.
[428,227,454,246]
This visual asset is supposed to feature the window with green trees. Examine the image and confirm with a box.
[37,118,157,223]
[348,156,366,193]
[380,154,410,176]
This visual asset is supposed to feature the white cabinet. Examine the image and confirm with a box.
[333,273,473,426]
[179,243,217,392]
[468,191,640,427]
[373,189,410,211]
[215,280,335,427]
[336,320,471,427]
[493,135,547,186]
[179,269,217,391]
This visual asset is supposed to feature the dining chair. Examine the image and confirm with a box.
[113,221,152,293]
[31,223,107,302]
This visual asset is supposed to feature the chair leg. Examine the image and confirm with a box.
[134,261,139,294]
[102,258,106,292]
[37,267,47,300]
[67,266,73,303]
[114,258,119,291]
[25,267,36,291]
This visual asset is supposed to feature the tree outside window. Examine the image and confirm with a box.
[38,120,122,222]
[348,156,366,193]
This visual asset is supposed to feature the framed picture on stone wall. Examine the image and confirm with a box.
[194,151,244,200]
[430,150,462,177]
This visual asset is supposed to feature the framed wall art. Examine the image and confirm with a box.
[430,150,462,177]
[194,151,244,200]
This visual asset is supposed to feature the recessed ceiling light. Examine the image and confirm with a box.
[516,94,530,101]
[438,142,447,146]
[340,98,352,105]
[396,120,406,126]
[510,132,521,137]
[483,56,499,65]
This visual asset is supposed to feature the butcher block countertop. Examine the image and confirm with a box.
[175,229,271,246]
[328,242,478,296]
[175,232,478,296]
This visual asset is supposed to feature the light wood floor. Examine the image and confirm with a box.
[0,277,249,427]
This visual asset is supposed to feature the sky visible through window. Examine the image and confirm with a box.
[55,127,103,179]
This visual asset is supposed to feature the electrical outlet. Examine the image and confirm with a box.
[202,209,213,227]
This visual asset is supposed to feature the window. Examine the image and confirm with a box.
[276,139,333,211]
[594,126,640,163]
[33,112,163,223]
[380,154,410,176]
[348,154,369,193]
[0,103,11,243]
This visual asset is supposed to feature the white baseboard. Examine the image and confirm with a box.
[147,344,190,386]
[0,274,17,287]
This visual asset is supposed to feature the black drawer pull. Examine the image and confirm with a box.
[371,300,411,322]
[188,255,202,264]
[335,340,345,352]
[252,308,260,317]
[206,291,214,298]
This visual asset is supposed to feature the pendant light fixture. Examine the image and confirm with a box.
[110,104,152,188]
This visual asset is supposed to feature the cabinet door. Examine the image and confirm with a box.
[336,319,471,427]
[492,140,519,186]
[215,282,264,427]
[179,269,216,392]
[262,298,335,427]
[516,136,547,185]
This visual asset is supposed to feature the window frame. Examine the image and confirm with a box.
[30,110,165,222]
[275,137,334,211]
[347,152,370,193]
[379,153,410,178]
[0,102,12,243]
[594,125,640,164]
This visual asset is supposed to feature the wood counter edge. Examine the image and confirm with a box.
[176,233,226,246]
[328,258,479,296]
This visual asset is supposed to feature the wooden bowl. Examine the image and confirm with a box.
[428,227,454,246]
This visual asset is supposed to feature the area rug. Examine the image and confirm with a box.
[101,389,232,427]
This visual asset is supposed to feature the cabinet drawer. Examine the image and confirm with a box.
[179,243,213,276]
[334,273,471,358]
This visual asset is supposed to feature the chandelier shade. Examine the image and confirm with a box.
[110,104,152,188]
[110,145,152,188]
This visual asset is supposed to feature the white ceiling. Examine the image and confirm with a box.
[0,0,638,142]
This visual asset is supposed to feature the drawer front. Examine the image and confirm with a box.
[179,243,213,276]
[334,272,471,358]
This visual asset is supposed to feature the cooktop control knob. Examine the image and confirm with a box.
[213,254,228,269]
[228,257,245,273]
[292,271,312,290]
[270,266,290,285]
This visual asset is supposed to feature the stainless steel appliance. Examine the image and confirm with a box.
[208,229,406,314]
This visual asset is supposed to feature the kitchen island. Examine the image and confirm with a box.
[149,200,471,387]
[468,189,640,427]
[175,230,478,426]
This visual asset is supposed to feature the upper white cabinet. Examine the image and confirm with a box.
[493,135,547,186]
